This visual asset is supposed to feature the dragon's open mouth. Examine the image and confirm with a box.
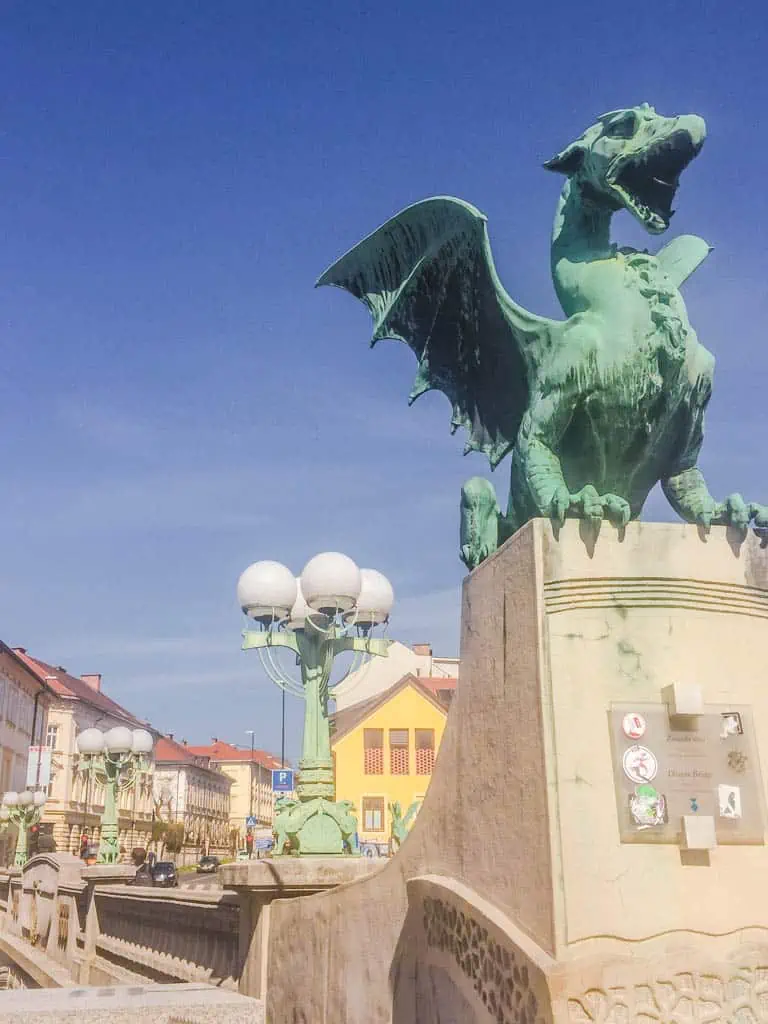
[611,130,701,234]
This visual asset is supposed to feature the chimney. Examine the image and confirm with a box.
[168,733,174,741]
[412,643,432,657]
[212,737,218,744]
[81,673,102,692]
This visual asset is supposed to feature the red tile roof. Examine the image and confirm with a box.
[13,648,147,727]
[419,676,458,700]
[154,736,233,783]
[185,739,284,770]
[154,735,201,764]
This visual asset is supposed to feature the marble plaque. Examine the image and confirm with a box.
[609,703,765,844]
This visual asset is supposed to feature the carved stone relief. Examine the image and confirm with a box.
[567,968,768,1023]
[423,895,545,1024]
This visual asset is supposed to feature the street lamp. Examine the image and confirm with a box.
[1,790,47,867]
[75,727,154,864]
[237,552,394,856]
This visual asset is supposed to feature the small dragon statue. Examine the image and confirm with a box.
[389,799,420,852]
[318,105,768,569]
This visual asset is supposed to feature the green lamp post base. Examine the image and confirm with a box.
[97,822,120,865]
[273,793,358,857]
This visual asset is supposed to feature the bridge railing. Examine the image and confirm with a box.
[0,857,240,990]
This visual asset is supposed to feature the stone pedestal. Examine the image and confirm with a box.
[262,522,768,1024]
[424,519,768,1021]
[221,857,380,999]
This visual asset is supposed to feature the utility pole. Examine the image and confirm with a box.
[245,730,255,860]
[246,730,255,819]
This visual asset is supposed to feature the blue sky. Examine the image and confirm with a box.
[0,2,766,760]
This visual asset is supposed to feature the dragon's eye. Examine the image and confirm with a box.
[604,114,638,139]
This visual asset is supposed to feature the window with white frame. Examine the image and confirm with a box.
[46,724,59,749]
[5,685,18,726]
[17,691,34,735]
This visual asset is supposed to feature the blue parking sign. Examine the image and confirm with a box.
[272,768,294,792]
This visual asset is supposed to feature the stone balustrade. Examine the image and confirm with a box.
[87,884,239,987]
[0,856,240,991]
[0,852,383,1006]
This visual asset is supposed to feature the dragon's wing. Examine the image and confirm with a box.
[317,197,557,469]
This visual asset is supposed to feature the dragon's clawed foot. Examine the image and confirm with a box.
[695,493,751,531]
[550,485,631,527]
[749,503,768,532]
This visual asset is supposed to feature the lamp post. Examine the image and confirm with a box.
[237,552,394,856]
[1,790,47,867]
[75,727,154,865]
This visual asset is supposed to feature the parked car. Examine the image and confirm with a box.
[151,861,179,887]
[133,860,178,887]
[132,861,153,886]
[359,841,389,858]
[196,855,220,874]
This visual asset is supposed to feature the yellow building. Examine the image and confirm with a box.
[330,673,455,851]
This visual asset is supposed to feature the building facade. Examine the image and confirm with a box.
[0,644,53,864]
[331,673,455,852]
[13,649,155,856]
[185,740,283,847]
[332,641,459,711]
[153,736,232,865]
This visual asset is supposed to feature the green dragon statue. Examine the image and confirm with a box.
[318,105,768,569]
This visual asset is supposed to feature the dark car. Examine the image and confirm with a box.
[151,861,178,887]
[132,861,153,886]
[196,855,220,874]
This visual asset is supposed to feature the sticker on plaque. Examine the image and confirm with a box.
[727,750,748,774]
[718,784,742,819]
[721,712,743,739]
[622,744,658,784]
[622,712,646,739]
[629,784,666,828]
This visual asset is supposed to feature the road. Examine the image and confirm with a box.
[178,871,222,890]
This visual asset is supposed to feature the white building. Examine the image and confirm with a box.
[0,643,53,864]
[13,649,155,856]
[332,642,459,711]
[153,735,232,865]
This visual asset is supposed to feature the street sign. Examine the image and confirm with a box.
[272,768,294,792]
[26,746,51,789]
[245,816,258,828]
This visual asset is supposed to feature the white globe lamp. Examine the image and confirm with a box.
[17,791,33,807]
[237,560,298,623]
[32,791,46,808]
[0,806,9,821]
[104,727,134,754]
[2,792,19,807]
[350,568,395,626]
[300,552,362,614]
[77,728,105,755]
[131,729,154,755]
